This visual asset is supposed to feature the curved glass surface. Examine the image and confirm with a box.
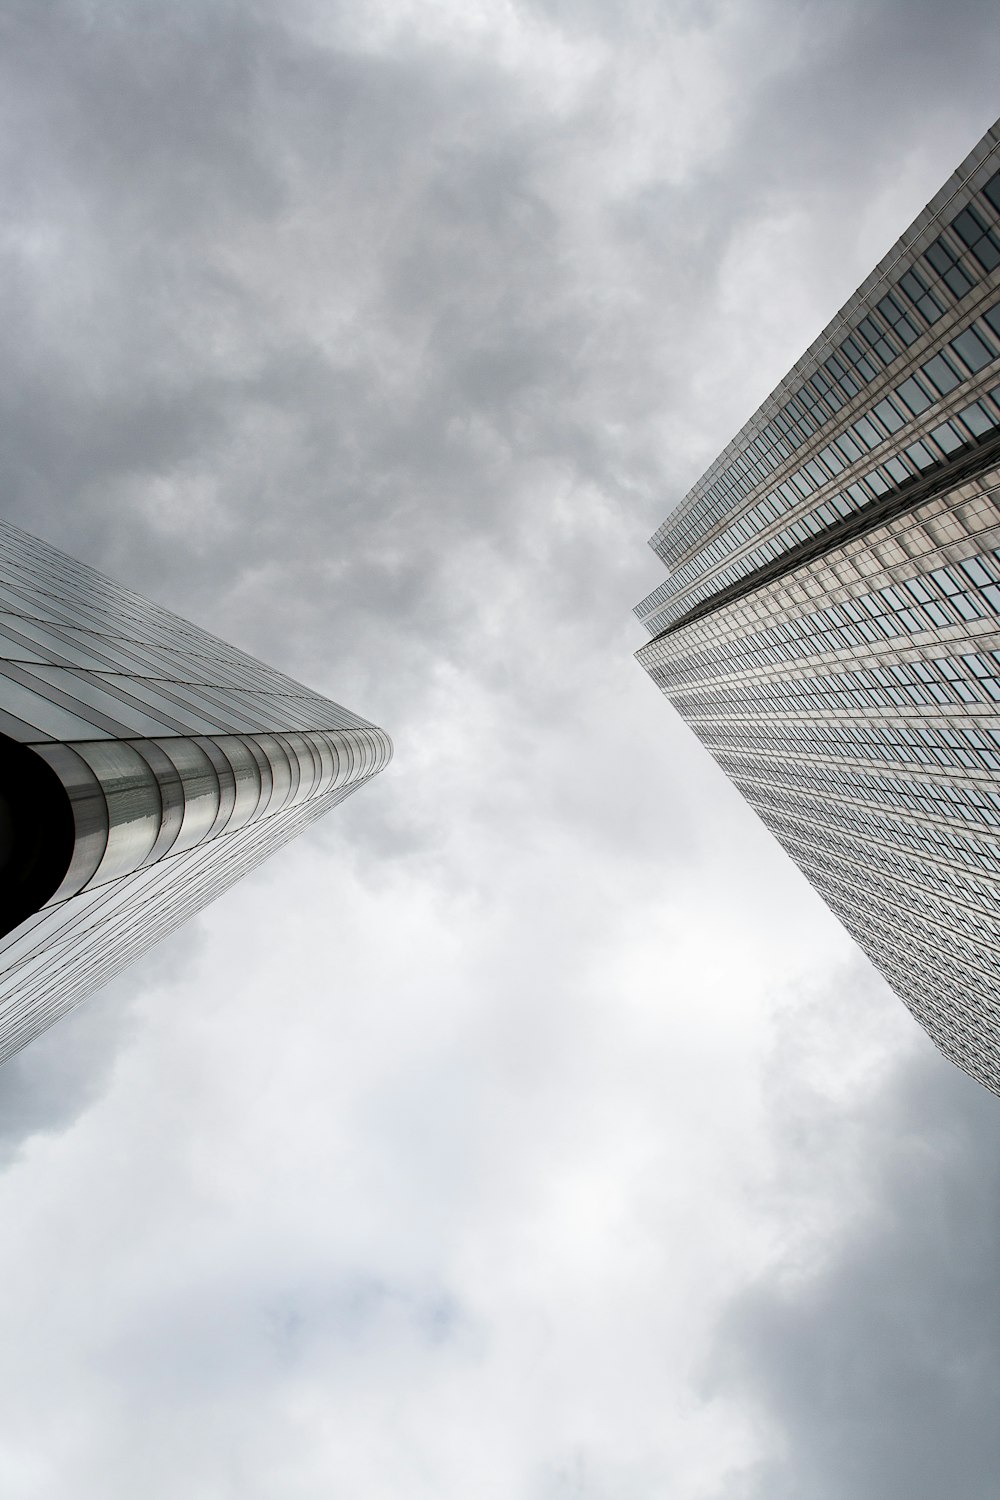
[135,741,187,866]
[73,741,162,884]
[215,736,264,834]
[33,726,392,904]
[34,743,110,902]
[156,739,221,855]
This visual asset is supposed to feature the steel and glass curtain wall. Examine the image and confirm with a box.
[637,118,1000,1095]
[0,520,390,1062]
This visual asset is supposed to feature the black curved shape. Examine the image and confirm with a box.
[0,734,76,941]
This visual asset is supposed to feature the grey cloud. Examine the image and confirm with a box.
[0,3,691,629]
[711,1025,1000,1500]
[0,930,207,1164]
[0,975,135,1165]
[1,2,1000,1498]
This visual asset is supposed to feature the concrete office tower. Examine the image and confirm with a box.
[0,521,391,1062]
[637,119,1000,1094]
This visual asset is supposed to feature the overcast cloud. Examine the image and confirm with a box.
[1,1,1000,1496]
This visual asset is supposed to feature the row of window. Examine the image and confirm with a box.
[641,314,1000,633]
[799,851,1000,977]
[697,714,1000,781]
[796,850,1000,992]
[0,578,297,689]
[795,840,1000,1003]
[740,750,1000,1080]
[650,165,1000,574]
[668,643,1000,721]
[642,317,999,624]
[0,562,369,742]
[649,543,1000,690]
[0,522,337,707]
[761,794,1000,916]
[850,927,996,1084]
[0,564,307,699]
[748,774,1000,879]
[0,654,364,745]
[0,528,285,675]
[723,745,1000,836]
[761,792,995,918]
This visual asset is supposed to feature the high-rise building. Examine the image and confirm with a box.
[636,119,1000,1094]
[0,520,391,1062]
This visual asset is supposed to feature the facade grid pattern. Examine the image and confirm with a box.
[637,119,1000,1096]
[0,520,391,1062]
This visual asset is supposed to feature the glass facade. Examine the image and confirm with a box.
[0,520,391,1062]
[637,117,1000,1096]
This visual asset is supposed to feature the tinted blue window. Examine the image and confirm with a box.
[877,291,920,346]
[873,396,905,434]
[951,205,1000,273]
[924,235,976,299]
[899,267,943,324]
[852,415,882,449]
[896,375,933,415]
[950,326,996,374]
[956,401,997,437]
[929,421,964,455]
[921,352,961,396]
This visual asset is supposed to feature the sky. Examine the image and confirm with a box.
[1,1,1000,1496]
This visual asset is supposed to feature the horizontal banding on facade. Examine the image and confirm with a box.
[34,726,392,906]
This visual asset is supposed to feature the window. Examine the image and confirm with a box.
[951,204,1000,273]
[960,557,996,588]
[784,395,815,439]
[921,351,961,396]
[809,369,842,414]
[794,389,821,427]
[877,291,920,346]
[824,352,860,398]
[905,440,937,471]
[872,395,905,433]
[924,234,976,299]
[858,313,898,366]
[928,420,965,455]
[817,443,844,474]
[984,171,1000,215]
[896,374,933,415]
[983,302,1000,342]
[839,333,879,383]
[956,401,997,438]
[906,577,934,604]
[950,325,997,374]
[882,455,911,484]
[852,415,882,449]
[930,567,962,596]
[775,408,805,447]
[899,266,943,324]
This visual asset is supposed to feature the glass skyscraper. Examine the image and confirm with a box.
[0,520,390,1063]
[637,118,1000,1094]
